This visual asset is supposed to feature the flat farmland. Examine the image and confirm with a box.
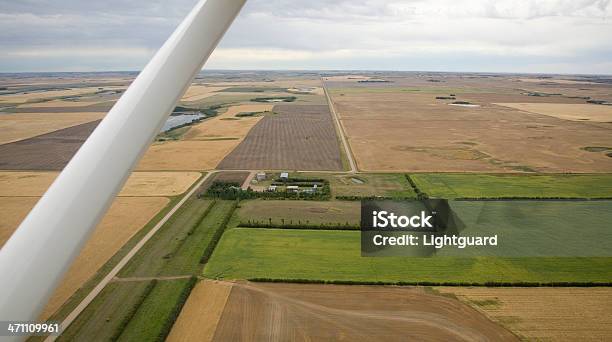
[0,112,105,145]
[328,83,612,172]
[411,173,612,198]
[495,103,612,122]
[0,120,99,170]
[167,280,232,342]
[437,287,612,341]
[204,228,612,283]
[217,104,343,171]
[0,197,39,244]
[231,200,360,227]
[209,282,516,341]
[0,171,202,197]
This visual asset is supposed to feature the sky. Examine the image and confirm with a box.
[0,0,611,74]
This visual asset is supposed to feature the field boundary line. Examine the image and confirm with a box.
[321,77,357,173]
[45,171,216,342]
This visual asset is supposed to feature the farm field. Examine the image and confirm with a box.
[495,103,612,122]
[0,120,99,170]
[204,228,612,283]
[0,171,202,197]
[120,199,235,277]
[181,104,271,141]
[0,112,105,145]
[39,196,169,320]
[167,280,232,342]
[326,75,612,172]
[136,140,239,171]
[117,278,194,342]
[209,282,516,341]
[231,200,360,227]
[411,173,612,198]
[437,287,612,341]
[217,104,343,171]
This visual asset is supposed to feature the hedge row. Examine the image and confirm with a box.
[157,276,198,342]
[335,195,416,201]
[248,278,612,287]
[405,175,429,199]
[239,221,360,230]
[455,197,612,201]
[111,279,157,341]
[199,200,239,264]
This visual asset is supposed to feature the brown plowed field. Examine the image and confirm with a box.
[212,282,517,341]
[217,105,343,171]
[0,120,99,170]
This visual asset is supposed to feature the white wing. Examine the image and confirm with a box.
[0,0,246,330]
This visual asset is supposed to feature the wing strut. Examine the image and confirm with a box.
[0,0,246,328]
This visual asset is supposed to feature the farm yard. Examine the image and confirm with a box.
[217,104,344,171]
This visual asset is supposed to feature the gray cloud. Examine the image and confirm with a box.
[0,0,610,73]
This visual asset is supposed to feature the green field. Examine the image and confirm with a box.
[118,279,192,341]
[120,199,235,277]
[411,173,612,198]
[58,281,154,341]
[231,200,359,227]
[204,228,612,283]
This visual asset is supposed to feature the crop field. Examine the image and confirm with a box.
[0,112,105,145]
[0,120,99,170]
[0,171,201,197]
[0,86,119,104]
[120,199,235,277]
[411,173,612,198]
[326,173,416,198]
[494,103,612,122]
[167,280,232,342]
[136,140,239,171]
[0,197,39,245]
[180,85,228,102]
[182,104,271,141]
[117,278,193,342]
[204,228,612,283]
[40,196,169,320]
[10,101,115,113]
[217,104,343,171]
[326,76,612,172]
[208,282,516,341]
[437,287,612,341]
[231,200,360,227]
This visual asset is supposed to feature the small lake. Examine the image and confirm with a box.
[161,113,205,132]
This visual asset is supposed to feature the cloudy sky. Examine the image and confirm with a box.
[1,0,611,74]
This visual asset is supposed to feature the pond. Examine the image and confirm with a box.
[161,113,205,132]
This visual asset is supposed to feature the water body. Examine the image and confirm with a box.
[161,113,205,132]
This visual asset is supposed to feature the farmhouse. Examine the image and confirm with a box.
[280,172,289,181]
[256,172,266,181]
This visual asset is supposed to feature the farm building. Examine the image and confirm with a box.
[256,172,266,181]
[280,172,289,181]
[286,185,299,193]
